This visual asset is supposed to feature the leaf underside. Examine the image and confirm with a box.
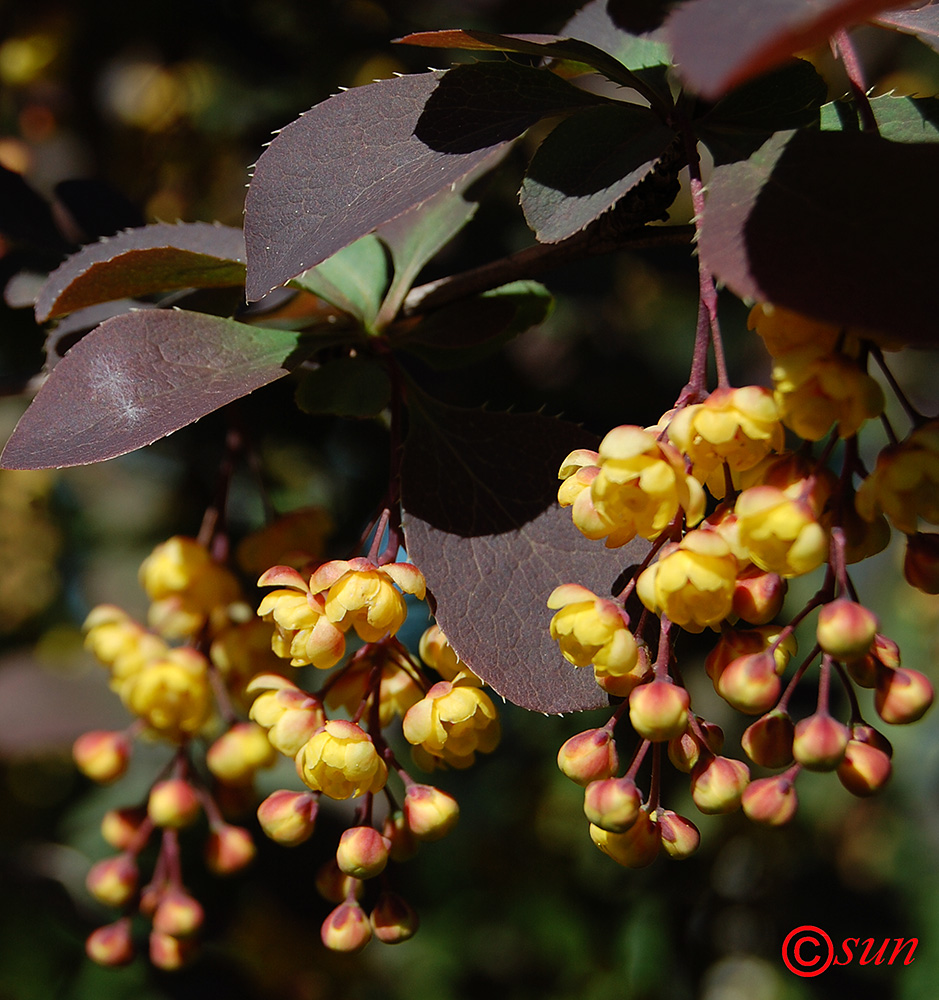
[401,393,647,714]
[35,222,246,322]
[1,310,307,470]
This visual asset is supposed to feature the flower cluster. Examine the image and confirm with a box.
[550,302,935,867]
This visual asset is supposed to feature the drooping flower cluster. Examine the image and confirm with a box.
[550,302,935,867]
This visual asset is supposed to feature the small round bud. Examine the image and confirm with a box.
[589,808,661,869]
[583,777,642,833]
[741,711,795,768]
[85,919,135,966]
[73,730,131,784]
[403,784,459,841]
[152,889,204,937]
[849,723,893,758]
[837,740,892,797]
[206,722,277,785]
[370,891,420,944]
[100,807,148,851]
[321,901,372,953]
[667,719,724,772]
[816,599,878,661]
[732,566,786,625]
[690,756,750,814]
[792,712,850,771]
[149,930,196,970]
[86,854,139,908]
[716,651,782,715]
[847,633,900,687]
[628,680,690,742]
[657,810,700,860]
[336,826,391,880]
[257,790,318,846]
[147,779,201,829]
[205,823,255,875]
[904,532,939,594]
[875,667,934,725]
[557,728,619,785]
[742,774,798,825]
[382,811,419,863]
[316,858,363,903]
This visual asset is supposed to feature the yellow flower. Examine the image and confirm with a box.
[308,558,426,642]
[257,566,347,669]
[772,350,884,441]
[419,624,482,685]
[83,605,169,690]
[666,386,784,497]
[402,680,500,768]
[748,303,843,358]
[855,421,939,533]
[296,719,388,800]
[547,583,638,672]
[248,675,325,757]
[557,450,611,541]
[734,485,829,578]
[636,530,739,632]
[120,648,213,740]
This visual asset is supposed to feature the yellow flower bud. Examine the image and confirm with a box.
[321,902,372,953]
[589,808,661,868]
[734,486,829,578]
[85,919,135,967]
[419,624,482,685]
[206,722,277,786]
[72,730,131,784]
[120,648,213,740]
[403,784,459,841]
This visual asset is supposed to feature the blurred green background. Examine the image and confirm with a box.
[1,2,938,998]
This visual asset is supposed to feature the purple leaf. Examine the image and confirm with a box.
[698,128,939,345]
[35,222,246,322]
[521,103,678,242]
[665,0,909,99]
[874,7,939,54]
[562,0,673,68]
[401,393,645,714]
[244,67,602,301]
[1,310,308,470]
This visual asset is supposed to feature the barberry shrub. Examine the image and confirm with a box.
[1,0,938,982]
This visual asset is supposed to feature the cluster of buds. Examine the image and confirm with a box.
[551,303,935,865]
[252,553,499,953]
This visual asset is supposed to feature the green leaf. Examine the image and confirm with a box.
[521,103,678,242]
[820,94,939,142]
[294,355,391,418]
[289,234,390,329]
[694,59,828,164]
[562,2,673,70]
[400,280,553,368]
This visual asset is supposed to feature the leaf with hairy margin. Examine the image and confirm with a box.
[874,6,939,55]
[820,93,939,142]
[244,66,604,301]
[1,310,309,470]
[698,128,939,346]
[401,391,646,714]
[35,222,246,322]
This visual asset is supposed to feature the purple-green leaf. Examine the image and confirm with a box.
[35,222,246,322]
[401,392,644,714]
[244,67,603,302]
[665,0,909,99]
[698,128,939,345]
[521,103,677,242]
[1,310,308,470]
[874,7,939,55]
[562,0,673,69]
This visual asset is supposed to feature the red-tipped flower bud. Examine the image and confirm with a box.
[152,888,204,937]
[205,823,255,875]
[382,811,419,863]
[875,667,934,725]
[206,722,277,786]
[86,854,139,908]
[147,779,201,829]
[556,728,619,785]
[792,712,850,771]
[403,784,459,841]
[257,789,318,846]
[732,566,786,625]
[816,599,878,661]
[741,711,795,768]
[315,858,363,904]
[690,756,750,814]
[73,730,131,784]
[628,680,690,742]
[657,809,701,860]
[716,651,782,715]
[370,891,420,944]
[846,633,900,688]
[336,826,391,879]
[85,918,135,966]
[742,774,798,825]
[837,740,892,797]
[149,930,196,970]
[583,776,642,833]
[589,808,661,869]
[321,901,372,953]
[100,807,148,851]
